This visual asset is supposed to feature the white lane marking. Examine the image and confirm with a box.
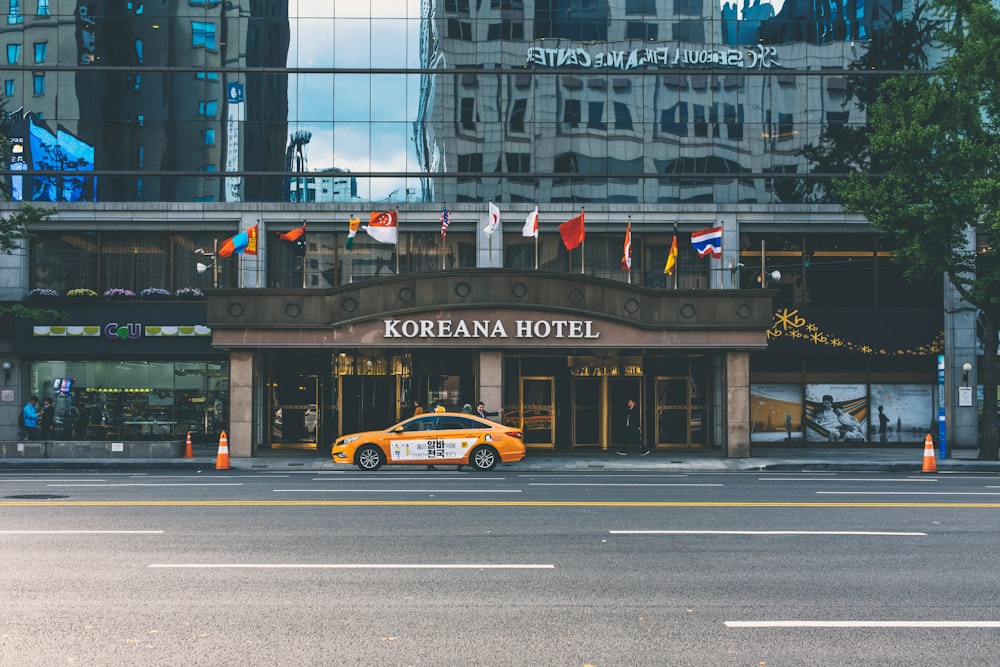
[1,530,163,534]
[273,488,522,493]
[310,477,509,481]
[519,474,689,478]
[1,479,109,483]
[816,491,1000,496]
[611,530,927,536]
[46,483,243,488]
[149,563,554,570]
[530,483,722,487]
[726,621,1000,628]
[759,478,938,482]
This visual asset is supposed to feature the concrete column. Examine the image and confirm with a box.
[943,249,980,451]
[725,350,751,457]
[228,350,254,457]
[477,351,503,416]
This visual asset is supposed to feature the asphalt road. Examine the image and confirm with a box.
[2,469,999,666]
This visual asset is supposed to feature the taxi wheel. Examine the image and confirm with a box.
[470,445,499,471]
[355,444,384,471]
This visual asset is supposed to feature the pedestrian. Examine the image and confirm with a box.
[39,397,55,439]
[462,403,473,414]
[785,411,792,440]
[21,395,40,440]
[617,398,648,456]
[411,399,424,417]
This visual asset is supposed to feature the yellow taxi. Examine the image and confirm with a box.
[331,412,526,471]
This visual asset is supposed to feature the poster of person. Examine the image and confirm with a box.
[804,384,868,444]
[750,384,802,443]
[869,384,934,444]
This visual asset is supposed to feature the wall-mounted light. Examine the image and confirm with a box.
[2,361,11,385]
[962,362,972,386]
[194,240,219,288]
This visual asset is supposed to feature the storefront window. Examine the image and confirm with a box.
[28,361,228,442]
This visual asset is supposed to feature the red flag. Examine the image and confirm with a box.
[559,210,585,250]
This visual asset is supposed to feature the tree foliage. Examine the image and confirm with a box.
[834,0,1000,459]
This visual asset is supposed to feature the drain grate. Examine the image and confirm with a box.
[5,494,69,500]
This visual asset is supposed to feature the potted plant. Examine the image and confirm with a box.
[104,288,136,299]
[174,287,205,299]
[66,288,98,298]
[140,287,172,300]
[27,288,59,300]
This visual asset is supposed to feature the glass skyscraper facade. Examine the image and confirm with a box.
[2,0,978,456]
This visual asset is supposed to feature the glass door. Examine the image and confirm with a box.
[572,377,601,448]
[269,372,319,449]
[655,363,709,447]
[519,377,555,447]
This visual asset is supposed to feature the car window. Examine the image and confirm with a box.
[401,416,438,432]
[441,416,490,430]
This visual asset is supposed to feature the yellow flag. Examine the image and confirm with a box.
[664,224,678,275]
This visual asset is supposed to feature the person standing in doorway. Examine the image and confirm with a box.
[617,398,648,456]
[411,399,425,417]
[21,395,40,440]
[39,397,55,439]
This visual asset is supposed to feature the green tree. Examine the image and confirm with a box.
[834,0,1000,460]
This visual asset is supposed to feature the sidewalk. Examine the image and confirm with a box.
[1,446,998,473]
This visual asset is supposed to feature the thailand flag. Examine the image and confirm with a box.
[691,226,722,259]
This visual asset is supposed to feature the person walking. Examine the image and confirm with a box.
[617,398,648,456]
[39,397,55,439]
[21,395,40,440]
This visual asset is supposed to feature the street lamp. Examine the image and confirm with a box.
[2,361,11,385]
[194,239,219,288]
[962,362,972,386]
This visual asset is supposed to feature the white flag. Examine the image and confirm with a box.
[522,207,538,238]
[484,201,501,235]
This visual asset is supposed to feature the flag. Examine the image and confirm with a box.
[621,221,632,271]
[219,224,258,257]
[278,224,307,256]
[364,211,398,245]
[522,207,539,238]
[484,201,500,235]
[559,210,585,250]
[691,226,723,258]
[440,206,450,237]
[346,216,361,250]
[664,223,678,275]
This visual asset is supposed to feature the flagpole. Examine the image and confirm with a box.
[349,213,355,284]
[395,208,400,274]
[580,208,585,275]
[626,216,632,285]
[533,204,539,270]
[301,220,307,289]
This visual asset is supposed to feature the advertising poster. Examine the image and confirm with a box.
[804,383,868,444]
[869,384,934,444]
[750,384,802,443]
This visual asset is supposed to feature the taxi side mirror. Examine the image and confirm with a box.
[391,426,405,433]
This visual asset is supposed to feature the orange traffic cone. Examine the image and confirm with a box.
[921,433,937,473]
[215,430,230,470]
[183,431,194,459]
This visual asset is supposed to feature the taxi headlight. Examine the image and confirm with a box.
[337,435,361,446]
